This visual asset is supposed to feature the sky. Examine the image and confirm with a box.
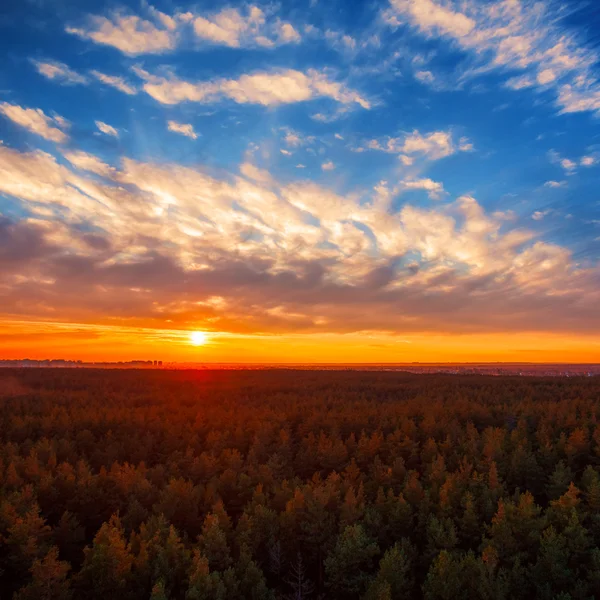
[0,0,599,363]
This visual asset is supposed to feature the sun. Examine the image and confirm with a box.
[189,331,208,346]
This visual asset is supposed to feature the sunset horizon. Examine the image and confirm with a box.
[1,0,599,362]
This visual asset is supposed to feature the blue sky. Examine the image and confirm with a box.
[0,0,599,355]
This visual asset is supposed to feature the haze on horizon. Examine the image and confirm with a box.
[0,0,599,363]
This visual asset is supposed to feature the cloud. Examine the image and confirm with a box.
[415,70,434,84]
[532,209,552,221]
[278,22,301,43]
[191,6,301,48]
[91,70,137,95]
[322,161,335,171]
[167,121,198,139]
[281,127,315,148]
[95,120,119,137]
[561,158,576,174]
[0,102,68,143]
[365,129,470,162]
[385,0,475,37]
[31,60,88,85]
[63,150,114,177]
[557,83,600,116]
[0,143,599,335]
[67,9,177,55]
[240,162,272,184]
[544,180,566,188]
[548,149,596,175]
[400,177,445,199]
[132,67,370,108]
[581,155,598,167]
[505,75,534,91]
[492,210,516,221]
[68,5,302,55]
[384,0,600,117]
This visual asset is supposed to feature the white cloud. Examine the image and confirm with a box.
[0,103,68,143]
[366,129,469,162]
[384,0,600,117]
[91,70,137,95]
[505,75,534,91]
[67,5,302,56]
[133,67,369,108]
[400,177,445,199]
[532,209,552,221]
[95,120,119,137]
[385,0,475,37]
[322,161,335,171]
[281,127,315,148]
[67,9,177,55]
[278,22,301,43]
[492,210,516,220]
[458,136,474,152]
[557,83,600,116]
[561,158,576,174]
[32,60,87,85]
[240,162,273,184]
[280,149,292,156]
[191,6,301,49]
[415,70,434,84]
[537,69,556,85]
[544,180,566,188]
[167,121,198,139]
[548,150,598,176]
[549,150,582,175]
[63,150,114,177]
[581,155,597,167]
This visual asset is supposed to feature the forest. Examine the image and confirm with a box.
[0,368,600,599]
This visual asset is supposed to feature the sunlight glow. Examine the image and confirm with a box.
[189,331,208,346]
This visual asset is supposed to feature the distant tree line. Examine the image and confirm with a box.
[0,369,600,599]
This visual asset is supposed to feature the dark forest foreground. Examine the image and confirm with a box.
[1,369,600,599]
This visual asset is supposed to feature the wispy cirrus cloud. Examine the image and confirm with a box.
[362,129,471,163]
[0,102,68,143]
[63,150,115,177]
[67,8,177,55]
[384,0,600,117]
[187,5,301,48]
[95,120,118,137]
[90,70,137,95]
[31,59,88,85]
[67,4,302,55]
[30,60,138,96]
[132,66,370,108]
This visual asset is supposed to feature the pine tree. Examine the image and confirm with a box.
[325,524,379,598]
[198,513,232,571]
[13,547,72,600]
[364,540,414,600]
[76,514,134,599]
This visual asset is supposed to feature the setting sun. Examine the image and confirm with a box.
[189,331,208,346]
